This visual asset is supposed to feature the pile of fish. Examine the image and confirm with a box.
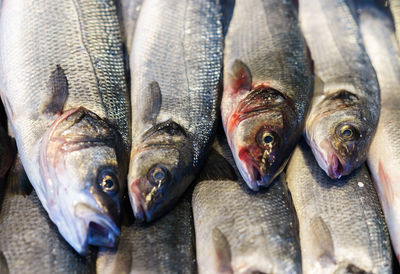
[0,0,399,273]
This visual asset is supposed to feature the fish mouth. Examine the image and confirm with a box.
[313,138,348,180]
[327,153,344,179]
[87,221,118,248]
[236,159,272,191]
[129,180,149,222]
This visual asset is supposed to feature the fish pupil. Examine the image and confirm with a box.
[342,129,352,137]
[104,179,114,189]
[264,135,273,144]
[154,171,164,180]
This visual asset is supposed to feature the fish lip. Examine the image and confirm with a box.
[236,158,272,191]
[129,180,149,222]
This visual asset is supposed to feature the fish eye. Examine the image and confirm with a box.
[148,165,169,186]
[98,170,118,194]
[256,129,278,149]
[337,124,359,141]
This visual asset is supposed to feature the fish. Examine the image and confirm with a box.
[286,139,392,273]
[221,0,313,191]
[357,0,400,262]
[0,0,130,254]
[128,0,223,222]
[96,191,195,273]
[116,0,143,53]
[192,135,301,273]
[300,0,380,179]
[0,158,96,273]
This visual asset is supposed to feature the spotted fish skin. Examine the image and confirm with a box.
[286,139,392,274]
[0,0,130,254]
[358,0,400,262]
[128,0,223,222]
[221,0,313,191]
[192,135,301,273]
[300,0,380,180]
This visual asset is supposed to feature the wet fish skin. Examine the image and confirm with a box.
[0,0,129,254]
[390,0,400,45]
[221,0,313,191]
[128,0,223,222]
[286,140,392,274]
[358,1,400,262]
[193,136,301,273]
[96,191,195,274]
[0,158,96,274]
[301,0,380,179]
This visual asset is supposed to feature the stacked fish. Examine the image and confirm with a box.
[0,0,399,273]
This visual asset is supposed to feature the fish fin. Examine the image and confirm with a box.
[41,65,69,115]
[142,81,162,124]
[0,251,9,274]
[199,148,237,181]
[6,155,32,196]
[212,227,233,274]
[225,59,252,96]
[310,216,336,266]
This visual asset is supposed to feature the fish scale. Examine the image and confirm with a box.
[286,140,392,273]
[0,0,130,253]
[358,0,400,262]
[128,0,223,222]
[0,164,96,273]
[193,136,301,273]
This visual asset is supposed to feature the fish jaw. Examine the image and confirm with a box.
[39,107,126,253]
[129,179,150,222]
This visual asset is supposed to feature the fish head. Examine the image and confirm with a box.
[225,85,299,191]
[128,120,194,222]
[40,107,127,254]
[306,90,374,179]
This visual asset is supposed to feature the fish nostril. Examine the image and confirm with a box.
[87,222,117,248]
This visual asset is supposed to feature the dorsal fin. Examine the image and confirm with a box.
[142,81,162,124]
[41,65,69,115]
[310,216,336,266]
[212,227,233,273]
[225,59,252,96]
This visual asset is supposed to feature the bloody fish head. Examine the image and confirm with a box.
[128,120,194,222]
[40,107,127,254]
[306,90,376,179]
[225,86,299,191]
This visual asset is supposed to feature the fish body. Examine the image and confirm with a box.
[128,0,223,222]
[358,1,400,262]
[390,0,400,45]
[300,0,380,179]
[192,137,301,273]
[96,193,195,274]
[0,160,96,273]
[286,140,392,273]
[0,0,130,253]
[221,0,313,191]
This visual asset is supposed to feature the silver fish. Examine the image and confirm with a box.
[0,158,96,273]
[358,1,400,262]
[300,0,380,179]
[221,0,313,191]
[96,192,195,274]
[390,0,400,45]
[193,136,301,273]
[286,140,392,273]
[128,0,223,222]
[0,0,130,254]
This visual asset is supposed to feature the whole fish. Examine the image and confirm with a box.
[221,0,313,191]
[0,158,96,273]
[128,0,223,221]
[96,192,195,273]
[192,135,301,273]
[286,140,392,273]
[0,0,130,254]
[358,1,400,262]
[116,0,143,52]
[300,0,380,179]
